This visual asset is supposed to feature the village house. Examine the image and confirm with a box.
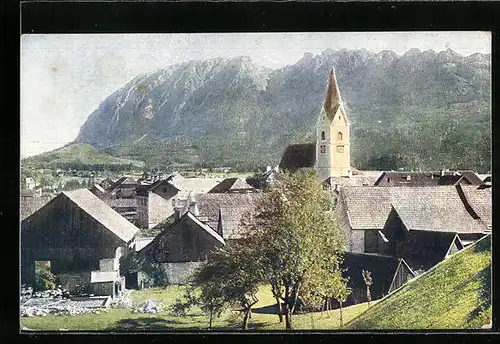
[135,179,181,229]
[338,252,416,308]
[335,185,490,270]
[21,189,140,297]
[131,192,260,285]
[140,211,225,284]
[373,170,485,187]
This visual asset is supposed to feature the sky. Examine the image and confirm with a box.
[20,32,491,158]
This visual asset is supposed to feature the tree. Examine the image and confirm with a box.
[362,270,373,307]
[183,240,263,330]
[242,169,347,330]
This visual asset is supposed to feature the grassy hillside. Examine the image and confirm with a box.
[346,234,491,330]
[22,143,145,171]
[21,285,371,331]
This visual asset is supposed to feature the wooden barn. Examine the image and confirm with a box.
[21,189,139,296]
[338,252,416,308]
[141,211,225,284]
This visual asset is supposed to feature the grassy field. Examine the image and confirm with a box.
[345,234,492,330]
[20,285,371,331]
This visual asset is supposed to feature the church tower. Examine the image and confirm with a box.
[316,69,351,182]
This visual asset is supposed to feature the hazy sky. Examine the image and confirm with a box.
[20,32,491,158]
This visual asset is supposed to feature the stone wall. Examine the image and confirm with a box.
[350,230,365,253]
[161,261,205,285]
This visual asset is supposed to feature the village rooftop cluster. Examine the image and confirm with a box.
[20,69,491,326]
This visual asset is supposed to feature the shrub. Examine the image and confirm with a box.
[35,262,57,291]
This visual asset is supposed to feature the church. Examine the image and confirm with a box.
[279,69,352,182]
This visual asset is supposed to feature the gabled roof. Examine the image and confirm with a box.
[456,170,484,185]
[106,177,137,193]
[458,185,492,229]
[62,189,139,242]
[170,178,221,194]
[208,177,257,194]
[135,179,181,197]
[20,194,56,220]
[339,186,489,233]
[279,143,316,173]
[141,211,225,254]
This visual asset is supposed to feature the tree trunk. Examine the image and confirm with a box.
[209,308,213,330]
[285,309,293,330]
[241,309,251,330]
[276,297,283,322]
[367,286,371,307]
[339,301,343,327]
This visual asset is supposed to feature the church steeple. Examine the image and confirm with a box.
[324,69,342,117]
[315,68,351,181]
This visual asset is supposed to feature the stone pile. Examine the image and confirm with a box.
[111,296,134,309]
[20,286,109,317]
[132,300,165,314]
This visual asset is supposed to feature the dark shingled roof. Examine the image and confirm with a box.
[62,189,139,242]
[195,193,260,239]
[135,179,180,197]
[20,195,56,220]
[458,185,492,229]
[106,177,137,193]
[279,143,316,173]
[341,252,415,302]
[339,186,489,233]
[208,177,258,194]
[457,170,484,185]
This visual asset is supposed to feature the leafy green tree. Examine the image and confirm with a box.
[35,261,57,291]
[64,179,81,191]
[243,169,347,330]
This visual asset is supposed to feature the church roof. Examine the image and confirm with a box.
[278,143,316,173]
[323,68,349,123]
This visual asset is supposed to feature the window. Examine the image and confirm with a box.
[337,132,343,141]
[321,131,325,141]
[319,145,326,154]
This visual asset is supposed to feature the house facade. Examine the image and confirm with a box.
[136,179,181,229]
[21,189,139,296]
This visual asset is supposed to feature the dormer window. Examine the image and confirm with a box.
[337,132,343,141]
[321,131,326,141]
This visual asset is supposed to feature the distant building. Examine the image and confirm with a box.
[135,179,181,229]
[25,177,36,190]
[374,170,485,187]
[21,189,139,297]
[207,177,258,194]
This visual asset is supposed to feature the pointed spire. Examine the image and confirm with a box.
[323,68,342,115]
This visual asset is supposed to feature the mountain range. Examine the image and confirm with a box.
[74,48,491,172]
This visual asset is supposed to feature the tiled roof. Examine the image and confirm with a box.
[390,187,486,233]
[325,174,382,187]
[106,177,137,193]
[20,195,56,220]
[171,178,221,194]
[457,170,484,185]
[208,177,258,193]
[62,189,139,242]
[136,179,180,197]
[196,193,260,239]
[340,186,489,233]
[279,143,316,172]
[459,185,492,229]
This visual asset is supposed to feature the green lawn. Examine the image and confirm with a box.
[346,234,492,330]
[21,285,371,331]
